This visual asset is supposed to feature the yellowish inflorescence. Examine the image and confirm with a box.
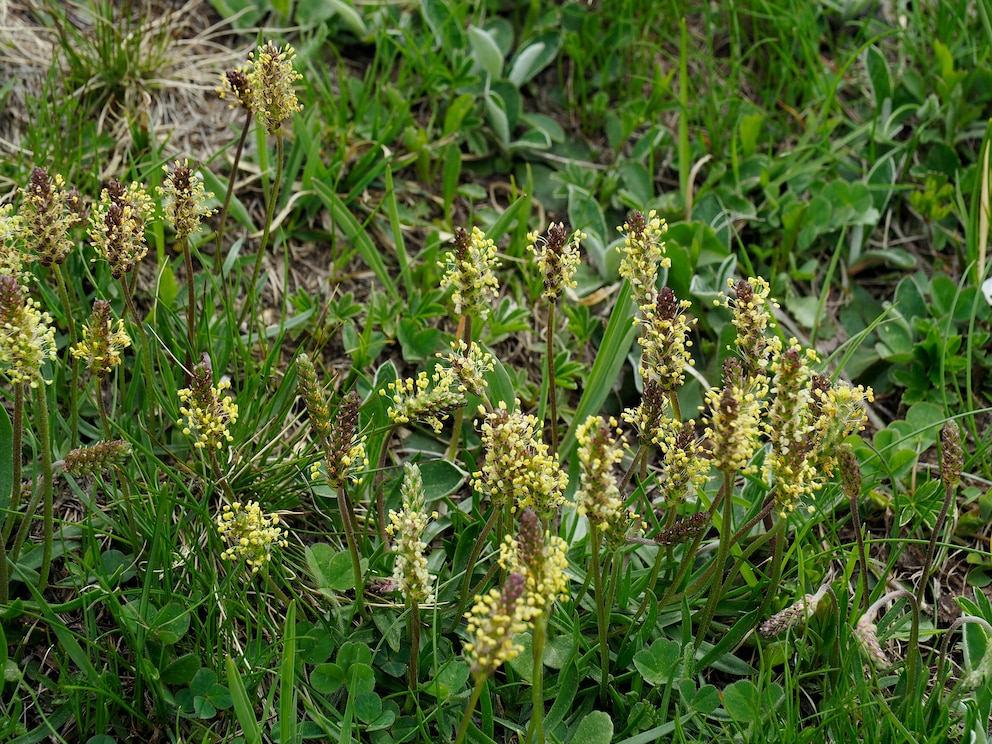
[216,501,289,573]
[88,180,155,280]
[617,209,669,308]
[19,167,83,268]
[0,275,57,388]
[472,401,568,518]
[387,464,437,605]
[245,41,303,134]
[0,204,28,283]
[439,226,501,321]
[463,572,529,679]
[71,300,131,379]
[498,509,570,617]
[178,359,239,451]
[526,222,584,300]
[158,160,216,239]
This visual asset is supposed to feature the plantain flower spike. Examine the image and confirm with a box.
[88,180,155,280]
[0,274,57,388]
[245,41,303,135]
[20,167,83,267]
[387,463,436,605]
[216,500,289,573]
[71,299,131,379]
[464,572,529,680]
[527,222,583,301]
[158,159,216,240]
[439,226,501,321]
[177,356,238,450]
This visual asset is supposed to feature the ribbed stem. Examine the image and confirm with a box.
[215,110,253,274]
[242,132,284,330]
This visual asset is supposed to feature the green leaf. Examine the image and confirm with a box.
[633,638,681,686]
[572,711,613,744]
[468,25,504,79]
[308,545,358,592]
[443,94,476,138]
[484,92,510,147]
[721,679,760,723]
[151,603,190,645]
[311,662,345,694]
[226,656,262,744]
[738,113,763,158]
[865,45,892,106]
[162,654,201,686]
[418,459,467,501]
[354,691,382,724]
[156,260,180,311]
[508,31,562,87]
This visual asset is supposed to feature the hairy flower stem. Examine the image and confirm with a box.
[408,602,421,695]
[53,267,80,447]
[241,133,284,331]
[336,485,365,616]
[454,676,486,744]
[444,315,473,463]
[96,382,112,440]
[591,527,611,701]
[2,388,23,544]
[526,612,548,744]
[619,443,648,495]
[849,489,870,612]
[34,383,54,591]
[215,110,253,274]
[449,505,501,633]
[693,470,735,656]
[181,235,197,359]
[120,280,155,410]
[655,487,726,609]
[914,475,956,621]
[546,301,559,456]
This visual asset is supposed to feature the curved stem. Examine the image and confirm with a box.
[181,235,197,359]
[2,386,23,543]
[450,505,501,632]
[121,279,156,413]
[336,484,364,617]
[915,475,956,621]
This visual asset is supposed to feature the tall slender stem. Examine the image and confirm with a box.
[848,489,870,612]
[121,280,155,411]
[34,382,54,592]
[454,677,486,744]
[53,266,80,448]
[241,133,284,331]
[693,470,735,654]
[525,612,548,744]
[336,485,364,616]
[409,602,421,694]
[181,235,197,359]
[546,301,558,456]
[591,527,610,701]
[2,387,23,543]
[450,505,501,632]
[215,111,253,274]
[915,477,956,621]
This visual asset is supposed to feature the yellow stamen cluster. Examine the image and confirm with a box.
[178,360,238,450]
[810,377,873,475]
[654,417,710,506]
[499,509,570,616]
[0,204,28,282]
[386,464,436,605]
[0,275,57,387]
[71,299,131,378]
[617,209,669,308]
[703,359,763,474]
[440,339,493,398]
[439,226,501,320]
[464,572,529,679]
[20,167,83,267]
[575,415,627,529]
[246,41,303,134]
[717,277,780,378]
[158,160,216,239]
[88,180,155,280]
[526,223,584,300]
[319,390,368,488]
[472,401,568,518]
[382,366,465,434]
[636,286,696,391]
[216,501,289,573]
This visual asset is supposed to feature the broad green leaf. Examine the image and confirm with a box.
[418,459,467,501]
[151,603,190,645]
[633,638,680,686]
[484,92,510,147]
[721,679,760,723]
[865,45,892,107]
[507,31,561,87]
[468,25,503,80]
[572,711,613,744]
[162,654,201,686]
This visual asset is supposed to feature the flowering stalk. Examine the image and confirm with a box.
[215,68,253,275]
[915,422,963,620]
[527,224,582,455]
[456,572,529,744]
[238,41,303,332]
[159,160,215,358]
